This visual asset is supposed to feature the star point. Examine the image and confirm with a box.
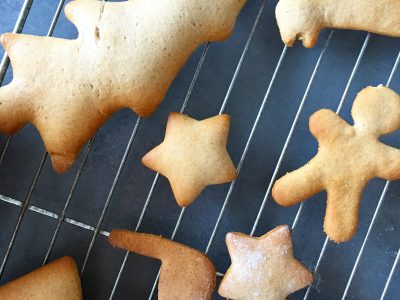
[219,225,313,300]
[142,112,237,207]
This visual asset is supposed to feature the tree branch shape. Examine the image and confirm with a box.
[0,0,246,172]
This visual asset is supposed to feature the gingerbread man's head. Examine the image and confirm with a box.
[352,86,400,136]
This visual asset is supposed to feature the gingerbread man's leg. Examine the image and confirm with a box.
[324,182,366,243]
[272,159,324,207]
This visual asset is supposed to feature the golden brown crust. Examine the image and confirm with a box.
[218,225,313,300]
[142,112,237,207]
[272,86,400,242]
[108,230,216,300]
[0,0,247,173]
[0,256,83,300]
[276,0,400,48]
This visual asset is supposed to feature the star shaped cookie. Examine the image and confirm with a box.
[142,112,237,207]
[0,0,246,173]
[218,225,313,300]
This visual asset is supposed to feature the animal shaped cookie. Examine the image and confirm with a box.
[142,112,237,207]
[108,230,216,300]
[0,0,247,173]
[276,0,400,47]
[0,256,82,300]
[218,225,313,300]
[273,86,400,242]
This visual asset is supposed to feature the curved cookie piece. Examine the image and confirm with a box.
[273,86,400,242]
[218,225,313,300]
[0,256,82,300]
[276,0,400,48]
[108,230,216,300]
[0,0,247,173]
[142,112,237,207]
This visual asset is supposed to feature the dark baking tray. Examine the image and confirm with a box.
[0,0,399,299]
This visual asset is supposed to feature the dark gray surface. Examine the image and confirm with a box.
[0,0,399,299]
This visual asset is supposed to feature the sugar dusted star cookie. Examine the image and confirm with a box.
[142,112,237,207]
[218,225,313,300]
[273,86,400,242]
[0,0,247,173]
[108,230,216,300]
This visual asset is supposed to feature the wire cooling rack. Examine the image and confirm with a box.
[0,0,399,299]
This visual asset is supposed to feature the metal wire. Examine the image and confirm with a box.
[0,0,34,84]
[250,30,335,236]
[108,42,210,299]
[302,32,371,300]
[0,0,35,168]
[42,137,96,265]
[80,116,142,275]
[292,33,371,231]
[147,208,186,299]
[205,0,272,255]
[0,0,67,277]
[111,2,269,297]
[380,248,400,300]
[341,50,400,299]
[0,152,47,277]
[302,33,400,300]
[0,194,109,237]
[0,0,65,167]
[0,1,399,299]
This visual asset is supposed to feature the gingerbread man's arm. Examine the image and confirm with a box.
[309,109,352,145]
[324,181,366,242]
[272,158,324,207]
[375,144,400,181]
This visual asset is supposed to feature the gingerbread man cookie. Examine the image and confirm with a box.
[0,0,247,173]
[218,225,313,300]
[0,256,82,300]
[276,0,400,48]
[273,86,400,242]
[142,112,237,207]
[108,230,216,300]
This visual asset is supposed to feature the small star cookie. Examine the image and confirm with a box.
[276,0,400,48]
[273,86,400,242]
[108,230,216,300]
[218,225,313,300]
[142,112,237,207]
[0,0,246,173]
[0,256,82,300]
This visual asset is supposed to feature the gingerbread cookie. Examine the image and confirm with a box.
[0,256,82,300]
[276,0,400,48]
[218,225,313,300]
[0,0,247,173]
[142,112,237,207]
[273,86,400,242]
[108,230,216,300]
